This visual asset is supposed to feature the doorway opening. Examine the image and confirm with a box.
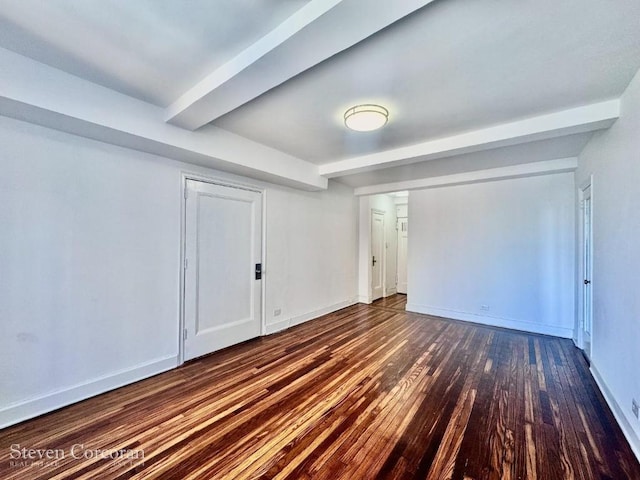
[359,191,408,305]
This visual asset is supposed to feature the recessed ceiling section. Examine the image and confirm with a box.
[319,100,619,178]
[165,0,435,130]
[0,0,311,106]
[212,0,640,164]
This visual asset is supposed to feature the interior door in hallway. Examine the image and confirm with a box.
[397,217,408,294]
[371,210,385,301]
[183,180,262,361]
[581,184,593,359]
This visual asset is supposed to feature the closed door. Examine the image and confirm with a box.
[371,211,385,301]
[183,180,262,361]
[397,218,408,294]
[581,184,593,359]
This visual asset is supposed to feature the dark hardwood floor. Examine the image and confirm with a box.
[2,295,638,479]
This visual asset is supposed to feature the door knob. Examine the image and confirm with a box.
[584,279,591,285]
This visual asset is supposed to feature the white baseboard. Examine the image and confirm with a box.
[384,287,397,296]
[0,355,178,429]
[591,364,640,462]
[358,295,372,304]
[265,298,358,335]
[405,304,573,338]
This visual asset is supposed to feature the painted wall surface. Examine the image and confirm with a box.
[357,194,398,302]
[0,115,358,427]
[264,183,358,333]
[407,173,576,338]
[576,69,640,457]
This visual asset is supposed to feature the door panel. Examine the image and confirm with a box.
[397,218,408,294]
[371,211,384,301]
[184,180,262,361]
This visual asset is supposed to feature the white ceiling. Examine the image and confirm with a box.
[0,0,639,190]
[0,0,311,106]
[214,0,640,163]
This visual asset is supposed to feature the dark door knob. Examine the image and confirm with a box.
[584,279,591,285]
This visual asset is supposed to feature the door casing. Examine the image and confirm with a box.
[179,173,266,365]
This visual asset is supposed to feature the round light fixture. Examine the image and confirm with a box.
[344,104,389,132]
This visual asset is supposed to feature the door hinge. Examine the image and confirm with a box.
[183,328,188,341]
[184,258,188,270]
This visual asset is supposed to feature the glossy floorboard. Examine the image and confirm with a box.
[1,295,638,479]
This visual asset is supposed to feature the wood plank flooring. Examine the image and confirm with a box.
[1,295,639,479]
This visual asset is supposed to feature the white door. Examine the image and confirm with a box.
[371,211,385,301]
[397,218,408,294]
[581,184,593,359]
[183,180,262,361]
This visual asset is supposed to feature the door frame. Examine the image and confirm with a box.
[178,172,266,366]
[577,175,594,356]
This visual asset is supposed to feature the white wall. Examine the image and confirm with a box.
[407,173,576,338]
[357,194,398,303]
[576,69,640,458]
[264,183,358,334]
[0,115,358,427]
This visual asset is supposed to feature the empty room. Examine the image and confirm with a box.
[1,1,640,479]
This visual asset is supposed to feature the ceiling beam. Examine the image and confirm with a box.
[320,100,619,178]
[165,0,436,130]
[0,48,327,191]
[353,157,578,196]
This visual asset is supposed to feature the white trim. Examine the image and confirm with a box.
[385,287,398,296]
[354,158,578,196]
[405,304,574,338]
[0,355,178,429]
[179,172,266,366]
[358,295,372,304]
[261,189,268,339]
[178,174,187,365]
[265,298,358,335]
[182,171,265,194]
[591,364,640,461]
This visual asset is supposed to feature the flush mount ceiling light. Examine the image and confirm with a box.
[344,104,389,132]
